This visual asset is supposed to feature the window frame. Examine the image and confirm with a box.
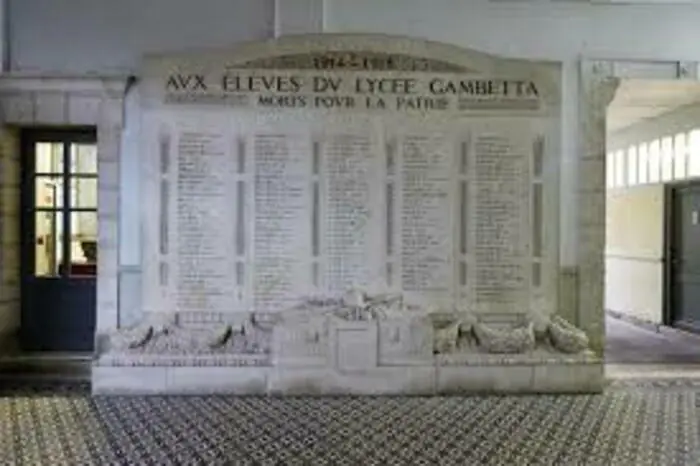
[22,128,98,279]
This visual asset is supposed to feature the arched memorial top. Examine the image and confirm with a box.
[141,33,561,112]
[145,33,555,72]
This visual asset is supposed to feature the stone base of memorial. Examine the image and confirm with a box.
[92,292,603,395]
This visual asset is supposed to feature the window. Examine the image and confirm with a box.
[638,143,649,184]
[648,140,661,183]
[674,132,687,180]
[689,129,700,177]
[606,152,615,188]
[33,139,97,277]
[661,136,674,181]
[34,143,64,276]
[627,146,638,186]
[614,150,625,187]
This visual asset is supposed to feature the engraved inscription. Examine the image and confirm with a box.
[400,135,452,293]
[322,133,375,292]
[473,133,529,308]
[176,130,235,312]
[235,52,469,73]
[253,134,311,310]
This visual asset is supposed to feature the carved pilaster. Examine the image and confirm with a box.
[577,61,620,354]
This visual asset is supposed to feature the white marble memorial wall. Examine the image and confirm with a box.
[92,35,600,396]
[140,88,557,319]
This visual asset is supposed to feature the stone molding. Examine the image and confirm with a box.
[0,75,129,335]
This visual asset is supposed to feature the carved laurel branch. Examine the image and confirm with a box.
[106,291,590,357]
[108,314,271,355]
[433,314,589,355]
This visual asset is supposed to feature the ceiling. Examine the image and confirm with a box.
[607,79,700,132]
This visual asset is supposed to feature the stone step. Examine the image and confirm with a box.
[0,352,93,381]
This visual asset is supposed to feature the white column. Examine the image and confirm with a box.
[274,0,324,36]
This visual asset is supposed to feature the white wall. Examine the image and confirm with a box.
[324,0,700,265]
[605,186,665,323]
[8,0,275,74]
[324,1,700,61]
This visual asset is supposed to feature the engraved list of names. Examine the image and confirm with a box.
[400,134,453,294]
[253,134,311,311]
[322,133,376,292]
[167,119,537,314]
[473,133,529,308]
[176,130,236,312]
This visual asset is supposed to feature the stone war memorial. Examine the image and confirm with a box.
[93,34,602,395]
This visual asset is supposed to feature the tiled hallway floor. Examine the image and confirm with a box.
[0,380,699,465]
[605,315,700,364]
[1,317,700,464]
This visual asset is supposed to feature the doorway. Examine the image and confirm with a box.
[20,129,98,352]
[668,182,700,333]
[604,79,700,366]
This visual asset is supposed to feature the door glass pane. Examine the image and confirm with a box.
[70,144,97,174]
[35,211,63,276]
[70,178,97,209]
[35,176,63,208]
[35,142,63,174]
[69,211,97,276]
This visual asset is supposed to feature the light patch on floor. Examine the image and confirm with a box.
[605,315,700,364]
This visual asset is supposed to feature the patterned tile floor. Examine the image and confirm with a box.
[0,380,699,465]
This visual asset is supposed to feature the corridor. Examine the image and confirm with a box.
[605,315,700,364]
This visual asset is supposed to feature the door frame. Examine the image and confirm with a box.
[664,180,700,332]
[20,126,98,276]
[19,126,98,351]
[0,75,126,356]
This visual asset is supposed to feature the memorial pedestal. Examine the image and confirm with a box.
[92,306,603,395]
[92,356,602,395]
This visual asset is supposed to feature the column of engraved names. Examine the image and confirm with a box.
[323,134,374,292]
[473,134,529,307]
[176,131,235,312]
[253,134,309,310]
[400,135,452,293]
